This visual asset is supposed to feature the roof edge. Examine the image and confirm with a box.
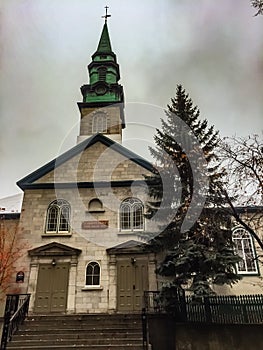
[17,134,155,190]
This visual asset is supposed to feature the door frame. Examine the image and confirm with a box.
[116,255,149,312]
[34,262,69,313]
[28,242,82,314]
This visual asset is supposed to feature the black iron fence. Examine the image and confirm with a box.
[143,291,263,324]
[0,294,30,350]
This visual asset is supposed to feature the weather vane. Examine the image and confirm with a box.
[102,6,111,23]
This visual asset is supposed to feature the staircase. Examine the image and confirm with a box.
[6,314,144,350]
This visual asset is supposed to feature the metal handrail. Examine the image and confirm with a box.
[0,294,30,350]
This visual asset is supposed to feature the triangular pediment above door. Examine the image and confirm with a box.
[107,240,150,255]
[28,242,82,257]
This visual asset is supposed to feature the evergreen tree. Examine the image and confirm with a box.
[145,85,241,301]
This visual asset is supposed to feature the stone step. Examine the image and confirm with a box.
[6,314,144,350]
[26,314,141,322]
[23,316,141,327]
[12,331,142,339]
[7,345,143,350]
[20,324,141,331]
[8,338,143,347]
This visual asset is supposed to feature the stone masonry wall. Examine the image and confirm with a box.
[35,141,152,184]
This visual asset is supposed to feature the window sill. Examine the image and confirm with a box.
[118,231,144,234]
[42,233,72,237]
[237,272,260,276]
[81,286,103,291]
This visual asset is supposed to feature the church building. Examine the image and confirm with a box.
[6,15,263,317]
[13,18,158,314]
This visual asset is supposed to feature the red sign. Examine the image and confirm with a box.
[82,220,108,230]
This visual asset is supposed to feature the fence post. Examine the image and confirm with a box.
[178,288,187,322]
[204,297,212,323]
[0,310,11,350]
[142,308,148,350]
[241,296,249,323]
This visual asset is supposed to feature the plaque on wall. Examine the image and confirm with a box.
[82,220,108,230]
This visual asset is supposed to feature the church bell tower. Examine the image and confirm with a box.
[77,8,125,144]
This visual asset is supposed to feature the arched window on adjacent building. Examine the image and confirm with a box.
[92,112,107,134]
[232,226,258,274]
[120,198,144,231]
[86,262,100,286]
[46,199,70,233]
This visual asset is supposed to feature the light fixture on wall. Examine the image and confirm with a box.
[51,258,56,266]
[131,257,136,265]
[16,271,25,283]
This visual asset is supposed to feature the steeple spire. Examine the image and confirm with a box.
[77,10,125,144]
[97,6,112,53]
[96,22,112,53]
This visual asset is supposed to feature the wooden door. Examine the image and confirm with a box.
[34,263,69,313]
[117,258,148,312]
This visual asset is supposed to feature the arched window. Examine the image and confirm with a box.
[232,227,258,274]
[120,198,144,231]
[46,199,70,233]
[86,262,100,286]
[92,113,107,133]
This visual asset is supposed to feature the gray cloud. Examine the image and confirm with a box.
[0,0,262,198]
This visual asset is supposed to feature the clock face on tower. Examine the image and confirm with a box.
[95,84,107,95]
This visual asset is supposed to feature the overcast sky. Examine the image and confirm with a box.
[0,0,262,199]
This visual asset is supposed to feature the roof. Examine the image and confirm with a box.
[96,22,112,53]
[17,133,155,190]
[235,206,263,214]
[0,193,23,214]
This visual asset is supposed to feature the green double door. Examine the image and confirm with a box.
[34,263,69,313]
[117,258,148,312]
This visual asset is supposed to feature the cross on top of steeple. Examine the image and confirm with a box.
[102,6,111,23]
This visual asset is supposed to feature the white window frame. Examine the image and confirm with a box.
[232,226,258,275]
[119,198,144,232]
[45,199,70,233]
[85,261,101,287]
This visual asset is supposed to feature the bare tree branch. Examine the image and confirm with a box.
[218,134,263,250]
[251,0,263,16]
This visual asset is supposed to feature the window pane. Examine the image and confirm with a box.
[86,275,92,285]
[121,206,130,230]
[94,265,100,275]
[93,275,100,285]
[46,199,70,234]
[233,227,257,274]
[86,262,100,286]
[47,207,58,232]
[120,198,144,231]
[59,206,70,232]
[133,204,143,229]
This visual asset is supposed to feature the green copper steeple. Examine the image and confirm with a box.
[77,12,125,144]
[79,21,123,106]
[97,23,112,53]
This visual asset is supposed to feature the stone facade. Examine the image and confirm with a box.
[35,141,151,184]
[12,138,157,313]
[79,106,123,141]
